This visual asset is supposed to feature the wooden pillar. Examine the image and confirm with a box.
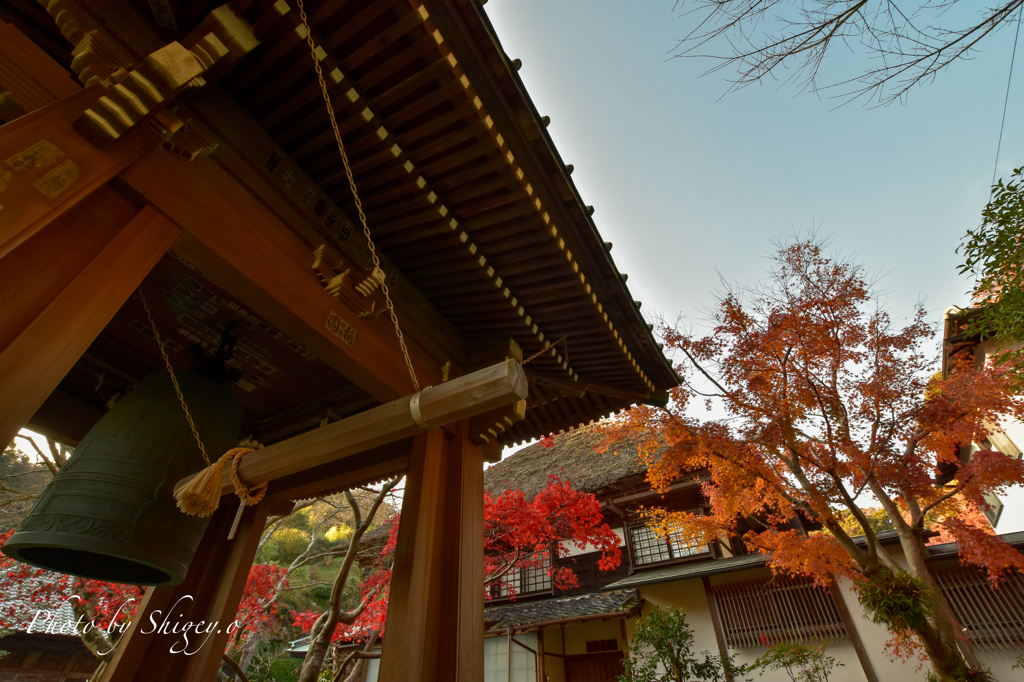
[828,582,880,682]
[0,195,180,447]
[702,576,734,682]
[537,626,546,682]
[102,500,272,682]
[378,419,484,682]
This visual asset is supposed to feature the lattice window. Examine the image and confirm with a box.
[711,577,847,648]
[628,524,710,566]
[491,552,552,599]
[586,639,619,652]
[520,552,552,594]
[934,567,1024,650]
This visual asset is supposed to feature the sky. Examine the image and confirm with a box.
[487,1,1024,531]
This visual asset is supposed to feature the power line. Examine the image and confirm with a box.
[992,4,1024,190]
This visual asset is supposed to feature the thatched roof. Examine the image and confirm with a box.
[483,423,648,500]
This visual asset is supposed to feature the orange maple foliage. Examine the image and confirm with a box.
[603,239,1024,681]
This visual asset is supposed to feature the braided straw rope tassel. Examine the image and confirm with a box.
[175,446,267,538]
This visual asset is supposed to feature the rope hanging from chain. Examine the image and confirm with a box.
[520,335,569,367]
[140,288,266,536]
[295,0,419,392]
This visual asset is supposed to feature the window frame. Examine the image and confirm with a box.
[487,550,554,601]
[624,510,713,570]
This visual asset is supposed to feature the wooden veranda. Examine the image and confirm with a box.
[0,1,678,680]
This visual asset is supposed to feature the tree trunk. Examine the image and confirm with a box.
[896,528,969,681]
[299,613,331,682]
[867,484,969,681]
[234,622,264,681]
[297,480,397,682]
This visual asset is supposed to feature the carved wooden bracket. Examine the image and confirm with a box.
[469,399,528,446]
[35,0,257,148]
[73,37,225,147]
[160,115,219,160]
[312,244,387,320]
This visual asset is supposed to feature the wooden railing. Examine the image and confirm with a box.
[711,577,847,648]
[934,567,1024,650]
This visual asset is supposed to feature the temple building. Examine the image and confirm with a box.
[0,1,678,680]
[478,427,1024,682]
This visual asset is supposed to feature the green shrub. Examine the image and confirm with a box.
[619,606,732,682]
[854,567,933,635]
[746,640,842,682]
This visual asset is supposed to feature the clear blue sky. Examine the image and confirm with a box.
[488,0,1024,530]
[487,0,1023,329]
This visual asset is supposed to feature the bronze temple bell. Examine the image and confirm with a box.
[3,371,243,585]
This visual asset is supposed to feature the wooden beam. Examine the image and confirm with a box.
[378,420,484,682]
[827,582,880,682]
[526,368,587,398]
[0,86,161,259]
[0,200,180,448]
[468,399,526,445]
[0,18,80,113]
[702,576,734,682]
[175,358,527,497]
[178,89,465,371]
[121,147,447,401]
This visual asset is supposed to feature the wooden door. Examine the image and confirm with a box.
[564,651,624,682]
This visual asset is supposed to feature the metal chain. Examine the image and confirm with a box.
[296,0,420,391]
[520,335,569,367]
[139,288,211,466]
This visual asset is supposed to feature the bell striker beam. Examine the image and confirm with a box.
[174,358,528,497]
[378,421,484,682]
[0,200,180,448]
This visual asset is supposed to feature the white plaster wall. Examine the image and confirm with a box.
[830,575,923,682]
[559,528,625,558]
[970,338,1024,534]
[541,626,566,682]
[561,617,625,655]
[831,557,1023,682]
[972,649,1021,681]
[623,564,938,682]
[532,554,1022,682]
[711,570,869,682]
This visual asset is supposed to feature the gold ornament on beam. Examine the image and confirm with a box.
[312,244,387,320]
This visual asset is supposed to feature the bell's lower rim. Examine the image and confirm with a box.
[2,530,187,586]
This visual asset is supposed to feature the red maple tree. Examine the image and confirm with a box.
[227,563,290,649]
[293,475,621,645]
[603,239,1024,681]
[0,528,143,661]
[0,528,286,668]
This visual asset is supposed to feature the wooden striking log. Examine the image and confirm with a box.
[175,358,528,497]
